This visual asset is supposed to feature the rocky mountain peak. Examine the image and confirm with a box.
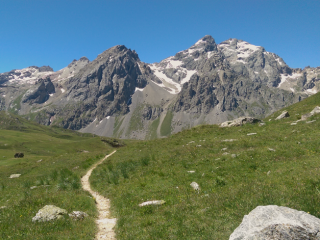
[191,35,217,52]
[79,56,89,62]
[218,38,265,64]
[38,66,54,72]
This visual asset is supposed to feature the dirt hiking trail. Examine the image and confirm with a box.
[81,150,117,240]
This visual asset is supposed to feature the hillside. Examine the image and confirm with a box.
[89,92,320,239]
[0,112,117,239]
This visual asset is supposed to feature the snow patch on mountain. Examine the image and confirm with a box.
[181,70,197,85]
[135,87,145,92]
[279,73,302,87]
[6,67,53,85]
[218,39,263,63]
[305,87,317,95]
[149,65,181,94]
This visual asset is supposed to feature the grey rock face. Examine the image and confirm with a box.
[229,205,320,240]
[22,77,55,104]
[38,66,54,72]
[32,205,67,222]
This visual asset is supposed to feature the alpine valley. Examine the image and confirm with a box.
[1,35,319,139]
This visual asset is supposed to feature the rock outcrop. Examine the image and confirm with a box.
[220,117,260,127]
[276,111,290,120]
[229,205,320,240]
[301,106,320,120]
[32,205,67,222]
[22,77,55,104]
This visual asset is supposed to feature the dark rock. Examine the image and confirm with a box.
[14,152,24,158]
[22,77,55,104]
[38,66,53,72]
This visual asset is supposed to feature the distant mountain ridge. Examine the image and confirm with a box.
[0,35,319,139]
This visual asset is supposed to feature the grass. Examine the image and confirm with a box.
[160,110,173,137]
[89,92,320,239]
[147,117,160,140]
[126,105,145,137]
[0,111,115,239]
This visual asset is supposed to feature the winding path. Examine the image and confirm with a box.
[81,150,117,240]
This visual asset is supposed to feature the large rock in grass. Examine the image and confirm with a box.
[32,205,67,222]
[220,117,260,128]
[301,106,320,120]
[229,205,320,240]
[275,111,290,120]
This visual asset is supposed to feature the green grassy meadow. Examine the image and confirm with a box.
[0,112,115,239]
[90,93,320,239]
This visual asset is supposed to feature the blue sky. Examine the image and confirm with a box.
[0,0,319,73]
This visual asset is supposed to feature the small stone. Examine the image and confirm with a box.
[222,139,237,142]
[73,166,79,170]
[231,154,237,158]
[221,148,228,151]
[259,122,266,126]
[0,206,7,209]
[37,159,42,162]
[196,145,201,147]
[30,186,37,189]
[68,211,88,220]
[215,158,221,160]
[187,171,195,173]
[268,148,275,152]
[190,182,200,191]
[222,152,230,155]
[247,133,257,136]
[189,141,195,144]
[291,122,297,125]
[9,174,21,178]
[306,120,316,124]
[267,171,271,175]
[139,200,165,207]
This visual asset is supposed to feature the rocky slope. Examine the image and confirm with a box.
[0,35,319,139]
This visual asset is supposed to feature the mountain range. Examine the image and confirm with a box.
[1,35,319,139]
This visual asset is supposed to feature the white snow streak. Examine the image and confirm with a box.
[279,73,302,87]
[181,70,197,85]
[305,88,317,94]
[135,87,145,92]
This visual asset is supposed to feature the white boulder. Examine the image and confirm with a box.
[32,205,67,222]
[229,205,320,240]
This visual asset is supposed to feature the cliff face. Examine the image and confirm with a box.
[0,35,318,139]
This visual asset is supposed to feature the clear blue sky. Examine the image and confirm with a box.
[0,0,319,73]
